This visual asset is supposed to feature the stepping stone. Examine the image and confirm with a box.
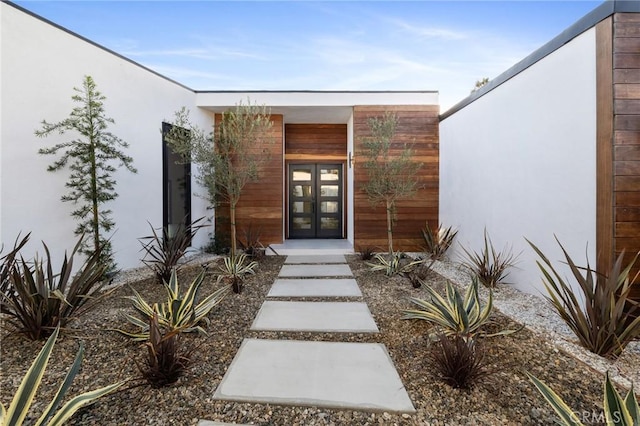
[279,264,352,278]
[284,254,346,264]
[213,339,415,413]
[267,278,362,297]
[251,301,378,332]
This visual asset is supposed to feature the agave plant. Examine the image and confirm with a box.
[0,234,110,340]
[137,313,192,388]
[403,278,516,340]
[528,237,640,358]
[366,251,423,277]
[422,223,458,260]
[216,253,258,294]
[117,268,229,340]
[139,216,206,284]
[461,230,519,288]
[527,372,639,426]
[0,327,123,426]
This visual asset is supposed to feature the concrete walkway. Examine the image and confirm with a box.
[211,254,415,416]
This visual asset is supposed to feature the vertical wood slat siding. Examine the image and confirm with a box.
[597,17,614,276]
[353,105,439,251]
[215,114,284,246]
[612,13,640,299]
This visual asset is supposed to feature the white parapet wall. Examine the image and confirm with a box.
[1,3,213,270]
[439,28,597,297]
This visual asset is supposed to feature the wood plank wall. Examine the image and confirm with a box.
[612,13,640,299]
[353,105,439,251]
[215,114,284,247]
[285,124,347,160]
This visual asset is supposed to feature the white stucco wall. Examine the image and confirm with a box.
[439,28,597,297]
[1,3,213,270]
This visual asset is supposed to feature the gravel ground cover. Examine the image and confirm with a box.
[0,254,635,425]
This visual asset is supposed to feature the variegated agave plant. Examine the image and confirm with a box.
[116,268,229,340]
[215,253,258,294]
[0,327,122,426]
[366,251,423,277]
[403,277,519,340]
[527,372,639,426]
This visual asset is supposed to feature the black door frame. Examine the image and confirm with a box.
[288,163,344,239]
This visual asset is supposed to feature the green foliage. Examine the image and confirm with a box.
[461,230,519,288]
[35,76,137,270]
[527,372,639,426]
[403,278,516,340]
[137,314,192,388]
[0,234,110,340]
[472,77,490,93]
[215,253,258,294]
[527,237,640,358]
[164,100,274,258]
[0,327,123,426]
[366,251,423,277]
[139,217,205,283]
[117,269,229,340]
[422,223,458,260]
[429,335,491,389]
[359,112,422,253]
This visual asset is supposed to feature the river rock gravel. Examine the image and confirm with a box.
[0,254,636,425]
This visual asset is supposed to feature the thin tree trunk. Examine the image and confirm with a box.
[89,130,100,256]
[230,203,237,261]
[386,199,394,254]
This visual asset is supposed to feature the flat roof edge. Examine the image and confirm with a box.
[3,0,195,93]
[195,90,438,94]
[440,0,625,121]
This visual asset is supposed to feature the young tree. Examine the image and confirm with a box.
[360,112,421,254]
[35,76,137,270]
[165,100,274,266]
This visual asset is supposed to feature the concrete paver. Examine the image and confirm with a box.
[251,301,378,332]
[213,338,416,413]
[267,278,361,297]
[284,254,346,264]
[279,264,352,278]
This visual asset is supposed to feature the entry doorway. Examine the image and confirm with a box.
[288,163,343,239]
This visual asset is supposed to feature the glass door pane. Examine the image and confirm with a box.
[288,164,315,238]
[316,164,342,238]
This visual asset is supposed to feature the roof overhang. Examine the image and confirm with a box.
[195,91,439,124]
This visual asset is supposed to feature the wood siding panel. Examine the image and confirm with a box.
[353,105,439,251]
[215,114,284,246]
[612,13,640,299]
[597,17,615,275]
[285,124,347,158]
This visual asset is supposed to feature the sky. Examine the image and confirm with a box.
[14,1,604,111]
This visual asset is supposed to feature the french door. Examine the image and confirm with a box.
[288,163,343,239]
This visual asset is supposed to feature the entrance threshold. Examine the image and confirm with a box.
[267,239,354,256]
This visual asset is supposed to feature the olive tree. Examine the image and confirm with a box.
[360,112,421,254]
[165,100,273,268]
